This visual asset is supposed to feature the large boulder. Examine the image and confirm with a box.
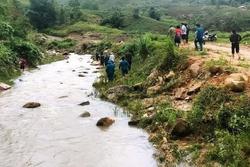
[189,61,203,78]
[208,66,223,76]
[0,83,11,91]
[96,117,115,127]
[170,119,191,139]
[106,85,132,102]
[225,73,249,92]
[23,102,41,108]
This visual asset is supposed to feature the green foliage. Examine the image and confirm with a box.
[0,44,17,77]
[133,8,140,19]
[82,0,99,10]
[28,0,57,30]
[96,41,112,53]
[148,7,161,21]
[10,40,42,67]
[101,8,124,28]
[158,39,183,72]
[207,131,249,167]
[119,42,137,56]
[188,86,231,136]
[137,34,153,60]
[0,22,14,40]
[48,38,76,49]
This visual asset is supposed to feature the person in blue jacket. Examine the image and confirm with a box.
[106,60,115,81]
[119,57,129,76]
[194,24,204,51]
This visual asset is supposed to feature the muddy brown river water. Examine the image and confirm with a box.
[0,54,157,167]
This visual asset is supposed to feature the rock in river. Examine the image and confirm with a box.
[80,112,91,117]
[96,117,115,127]
[0,83,11,91]
[23,102,41,108]
[79,101,90,106]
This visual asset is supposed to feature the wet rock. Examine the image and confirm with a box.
[170,119,191,139]
[78,74,86,77]
[96,67,103,70]
[0,83,11,91]
[81,71,88,74]
[96,117,115,127]
[147,85,162,96]
[72,70,76,72]
[58,96,68,99]
[92,71,99,73]
[187,82,204,95]
[23,102,41,108]
[225,73,249,92]
[174,88,186,100]
[208,66,223,76]
[80,112,91,117]
[147,68,160,84]
[189,61,203,77]
[128,120,140,126]
[79,101,90,106]
[63,52,69,56]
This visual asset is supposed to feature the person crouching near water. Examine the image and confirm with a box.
[19,58,27,71]
[106,60,115,82]
[230,30,242,60]
[119,57,129,77]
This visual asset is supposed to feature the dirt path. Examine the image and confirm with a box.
[205,42,250,60]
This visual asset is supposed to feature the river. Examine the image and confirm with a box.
[0,54,157,167]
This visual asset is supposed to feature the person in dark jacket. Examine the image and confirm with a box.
[100,51,105,65]
[230,30,242,60]
[106,60,115,81]
[194,24,204,51]
[119,57,129,76]
[125,52,132,70]
[19,58,27,71]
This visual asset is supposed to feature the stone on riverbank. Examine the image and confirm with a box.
[128,120,140,126]
[96,117,115,127]
[0,83,11,91]
[225,73,249,92]
[170,119,191,139]
[23,102,41,108]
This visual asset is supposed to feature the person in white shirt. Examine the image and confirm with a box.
[181,23,187,44]
[109,52,115,62]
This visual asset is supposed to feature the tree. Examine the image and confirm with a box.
[68,0,82,21]
[148,7,160,21]
[28,0,57,30]
[133,8,140,19]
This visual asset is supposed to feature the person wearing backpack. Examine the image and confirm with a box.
[230,30,242,60]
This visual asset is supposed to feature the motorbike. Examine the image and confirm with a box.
[203,31,217,44]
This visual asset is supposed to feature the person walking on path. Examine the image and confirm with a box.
[106,60,115,81]
[109,52,115,63]
[119,57,129,77]
[230,30,242,60]
[181,23,187,44]
[185,23,190,43]
[175,25,182,47]
[19,58,27,71]
[194,24,204,51]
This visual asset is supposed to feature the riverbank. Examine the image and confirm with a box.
[93,35,250,166]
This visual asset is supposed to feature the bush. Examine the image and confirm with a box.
[148,7,161,21]
[207,131,249,167]
[101,9,124,28]
[137,34,153,60]
[158,39,183,72]
[48,39,76,49]
[10,40,42,67]
[0,22,14,40]
[119,42,137,56]
[0,44,17,77]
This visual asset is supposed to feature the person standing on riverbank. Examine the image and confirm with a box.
[175,25,182,47]
[19,58,27,71]
[230,30,242,60]
[119,57,129,77]
[106,60,115,81]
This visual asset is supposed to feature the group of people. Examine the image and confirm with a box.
[169,23,243,59]
[95,50,132,82]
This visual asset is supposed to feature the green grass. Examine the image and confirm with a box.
[46,22,123,37]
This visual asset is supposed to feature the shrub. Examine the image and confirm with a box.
[48,39,76,49]
[148,7,161,21]
[158,39,183,72]
[0,44,17,77]
[119,42,137,56]
[0,22,14,40]
[101,9,124,28]
[10,40,42,67]
[137,34,153,60]
[207,131,249,167]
